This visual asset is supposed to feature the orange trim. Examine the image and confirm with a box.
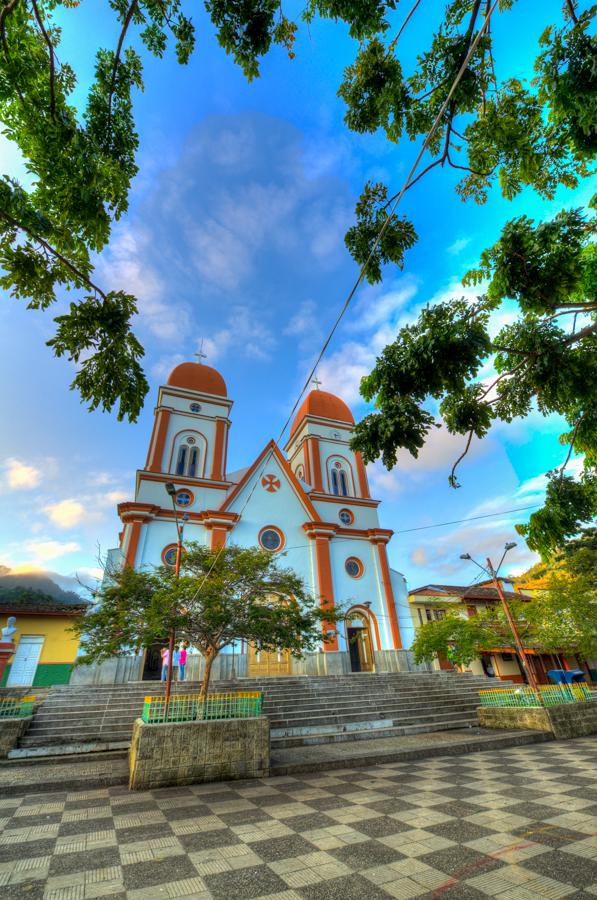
[375,541,402,649]
[302,442,312,485]
[147,409,171,472]
[309,492,380,508]
[211,419,227,481]
[210,526,228,549]
[158,385,233,409]
[220,440,321,522]
[308,437,324,491]
[313,534,338,651]
[355,452,370,499]
[124,520,142,567]
[347,605,382,651]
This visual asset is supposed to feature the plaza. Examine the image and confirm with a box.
[1,738,595,899]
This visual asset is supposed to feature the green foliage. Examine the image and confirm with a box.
[75,543,342,693]
[338,38,407,142]
[354,204,597,555]
[411,610,500,668]
[344,181,418,284]
[205,0,296,80]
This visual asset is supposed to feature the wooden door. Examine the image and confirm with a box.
[247,644,292,676]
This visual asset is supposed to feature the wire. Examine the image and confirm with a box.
[394,505,540,534]
[277,0,501,444]
[183,0,502,606]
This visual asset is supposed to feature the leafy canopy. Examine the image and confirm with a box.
[0,0,595,424]
[74,543,342,693]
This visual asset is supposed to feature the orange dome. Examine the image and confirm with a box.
[167,362,227,397]
[290,390,354,436]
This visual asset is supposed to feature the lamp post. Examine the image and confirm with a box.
[460,542,539,692]
[164,483,188,710]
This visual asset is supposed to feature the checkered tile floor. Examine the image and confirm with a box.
[1,737,596,899]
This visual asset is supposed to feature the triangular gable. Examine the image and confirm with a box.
[220,439,321,522]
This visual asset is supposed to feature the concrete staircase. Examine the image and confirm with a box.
[14,671,499,757]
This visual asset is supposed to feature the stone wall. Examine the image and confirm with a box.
[129,716,270,790]
[479,699,597,739]
[0,716,32,758]
[70,655,144,686]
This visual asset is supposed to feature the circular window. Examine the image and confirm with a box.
[186,436,196,445]
[259,527,284,552]
[162,545,179,567]
[345,557,364,578]
[175,489,194,507]
[334,461,342,469]
[190,402,202,413]
[339,509,354,526]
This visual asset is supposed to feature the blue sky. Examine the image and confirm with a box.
[0,0,591,592]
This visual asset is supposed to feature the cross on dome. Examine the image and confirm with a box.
[194,340,207,364]
[311,375,322,390]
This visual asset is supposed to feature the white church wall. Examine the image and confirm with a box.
[391,568,415,650]
[329,537,392,651]
[135,477,228,513]
[311,499,380,530]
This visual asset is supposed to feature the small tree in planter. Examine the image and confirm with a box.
[74,543,342,696]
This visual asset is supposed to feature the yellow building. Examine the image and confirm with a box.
[408,582,562,683]
[0,592,87,687]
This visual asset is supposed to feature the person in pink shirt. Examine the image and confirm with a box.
[179,642,188,682]
[160,646,170,681]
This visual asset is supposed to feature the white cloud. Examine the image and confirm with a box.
[447,237,472,256]
[22,540,81,563]
[43,499,85,529]
[4,458,42,490]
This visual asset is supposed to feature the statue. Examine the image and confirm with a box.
[1,616,16,642]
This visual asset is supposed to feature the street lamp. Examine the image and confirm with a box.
[460,542,539,692]
[164,483,188,710]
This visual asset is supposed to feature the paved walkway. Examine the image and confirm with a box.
[0,737,595,899]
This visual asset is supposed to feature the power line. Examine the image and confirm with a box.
[277,0,501,444]
[185,0,501,605]
[394,505,540,534]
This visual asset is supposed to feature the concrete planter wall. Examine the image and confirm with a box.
[70,655,144,686]
[479,699,597,740]
[128,715,270,790]
[0,716,32,758]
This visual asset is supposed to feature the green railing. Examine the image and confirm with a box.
[479,683,591,708]
[0,695,36,718]
[141,691,263,724]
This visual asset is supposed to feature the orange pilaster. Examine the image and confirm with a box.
[303,523,339,651]
[308,437,323,491]
[355,452,371,499]
[124,520,142,567]
[210,420,227,481]
[210,527,228,549]
[146,409,171,473]
[374,539,402,649]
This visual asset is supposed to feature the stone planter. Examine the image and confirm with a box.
[478,699,597,740]
[128,715,270,790]
[0,716,32,758]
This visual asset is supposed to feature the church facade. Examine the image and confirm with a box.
[111,360,412,678]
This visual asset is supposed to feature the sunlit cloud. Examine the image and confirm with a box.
[43,499,85,529]
[22,540,81,563]
[4,458,42,490]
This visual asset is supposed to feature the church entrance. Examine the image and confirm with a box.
[142,643,163,680]
[247,644,292,676]
[347,613,374,672]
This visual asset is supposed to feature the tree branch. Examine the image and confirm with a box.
[560,412,584,479]
[0,208,107,299]
[449,427,475,487]
[31,0,56,119]
[566,0,580,25]
[106,0,139,133]
[387,0,423,54]
[564,322,597,344]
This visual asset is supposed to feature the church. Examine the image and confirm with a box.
[110,359,414,679]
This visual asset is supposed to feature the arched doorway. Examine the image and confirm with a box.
[346,610,375,672]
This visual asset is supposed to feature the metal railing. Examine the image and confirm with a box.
[0,695,36,718]
[479,684,592,708]
[141,691,263,724]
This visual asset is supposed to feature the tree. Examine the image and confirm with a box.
[0,1,594,429]
[73,543,342,695]
[353,202,597,559]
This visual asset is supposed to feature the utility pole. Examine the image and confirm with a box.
[486,556,539,693]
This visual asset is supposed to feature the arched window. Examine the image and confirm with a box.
[176,446,188,476]
[187,447,199,477]
[328,458,352,496]
[331,469,339,495]
[339,471,348,497]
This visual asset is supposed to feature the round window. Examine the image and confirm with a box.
[190,402,202,413]
[186,436,196,445]
[162,545,179,567]
[339,509,354,526]
[259,527,284,552]
[175,490,193,507]
[345,557,363,578]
